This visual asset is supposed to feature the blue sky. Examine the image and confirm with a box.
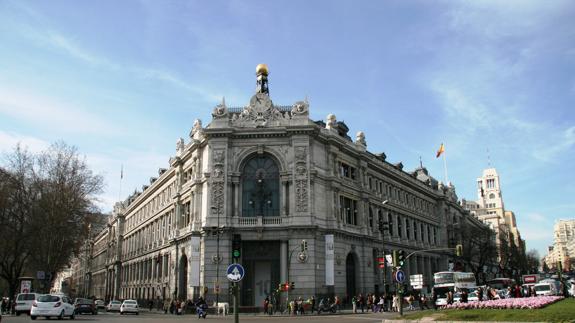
[1,0,574,258]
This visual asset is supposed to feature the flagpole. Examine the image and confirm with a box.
[119,164,123,202]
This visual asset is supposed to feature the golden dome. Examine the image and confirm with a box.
[256,63,269,76]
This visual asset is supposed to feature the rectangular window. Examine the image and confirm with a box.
[406,218,411,239]
[339,162,357,180]
[339,196,358,225]
[387,213,393,236]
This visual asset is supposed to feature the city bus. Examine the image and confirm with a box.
[433,272,477,306]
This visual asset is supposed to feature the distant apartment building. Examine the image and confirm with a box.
[545,219,575,270]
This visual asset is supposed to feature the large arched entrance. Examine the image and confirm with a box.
[346,253,357,299]
[178,254,188,300]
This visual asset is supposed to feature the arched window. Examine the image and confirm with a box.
[241,154,280,217]
[369,208,374,228]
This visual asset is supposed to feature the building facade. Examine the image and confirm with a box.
[545,219,575,271]
[78,65,489,306]
[462,167,525,269]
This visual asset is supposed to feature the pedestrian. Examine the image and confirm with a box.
[352,295,357,313]
[407,294,414,310]
[148,299,153,311]
[392,294,399,312]
[0,298,6,315]
[358,293,364,312]
[163,299,169,314]
[446,291,453,305]
[310,295,316,314]
[431,290,437,310]
[461,290,468,303]
[169,299,175,314]
[420,294,429,310]
[263,296,269,315]
[378,295,385,312]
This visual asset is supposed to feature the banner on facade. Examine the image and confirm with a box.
[189,236,201,287]
[325,234,334,286]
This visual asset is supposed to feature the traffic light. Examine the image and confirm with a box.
[456,244,463,257]
[232,234,241,260]
[301,240,308,252]
[285,282,290,291]
[392,250,399,267]
[398,250,405,267]
[378,217,389,232]
[290,282,295,290]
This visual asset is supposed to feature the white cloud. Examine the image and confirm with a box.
[525,213,546,222]
[0,88,119,135]
[534,126,575,162]
[0,130,49,153]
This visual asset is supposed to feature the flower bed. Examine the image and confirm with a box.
[442,296,564,310]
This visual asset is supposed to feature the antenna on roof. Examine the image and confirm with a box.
[487,148,491,167]
[419,156,423,168]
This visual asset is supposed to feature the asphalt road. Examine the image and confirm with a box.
[1,310,399,323]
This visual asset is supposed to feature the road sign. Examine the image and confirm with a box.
[395,269,405,283]
[226,263,245,282]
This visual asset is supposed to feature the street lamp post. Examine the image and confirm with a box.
[211,206,223,308]
[381,200,389,294]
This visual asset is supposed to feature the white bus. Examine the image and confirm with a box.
[433,272,477,306]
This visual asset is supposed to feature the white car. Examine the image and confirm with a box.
[106,300,122,312]
[30,294,75,320]
[15,293,42,315]
[120,300,139,315]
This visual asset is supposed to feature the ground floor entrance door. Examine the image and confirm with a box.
[240,241,280,307]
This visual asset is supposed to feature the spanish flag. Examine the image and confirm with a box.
[436,143,445,158]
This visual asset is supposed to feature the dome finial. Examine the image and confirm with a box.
[256,63,269,76]
[255,64,270,95]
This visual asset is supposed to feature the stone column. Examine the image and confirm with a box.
[280,240,288,283]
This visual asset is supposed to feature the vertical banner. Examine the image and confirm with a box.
[325,234,334,286]
[189,236,201,287]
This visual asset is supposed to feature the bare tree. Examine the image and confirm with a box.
[0,142,104,294]
[459,222,498,285]
[525,249,540,274]
[0,146,36,298]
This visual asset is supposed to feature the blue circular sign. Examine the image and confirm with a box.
[226,263,245,282]
[395,270,405,283]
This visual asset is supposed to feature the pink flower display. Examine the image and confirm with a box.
[442,296,564,310]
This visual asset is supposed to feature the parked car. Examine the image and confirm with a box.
[30,294,75,320]
[14,293,42,315]
[107,300,122,312]
[95,299,105,309]
[74,298,97,315]
[120,300,139,315]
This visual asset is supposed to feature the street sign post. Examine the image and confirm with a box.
[226,263,245,283]
[395,269,405,283]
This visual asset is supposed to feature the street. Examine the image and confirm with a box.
[1,311,398,323]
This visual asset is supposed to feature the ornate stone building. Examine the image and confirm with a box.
[79,65,487,306]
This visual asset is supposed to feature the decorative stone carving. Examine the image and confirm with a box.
[232,93,289,127]
[294,146,309,213]
[326,114,337,129]
[176,137,185,156]
[355,131,366,146]
[291,100,309,116]
[211,149,226,212]
[191,119,205,141]
[211,98,228,119]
